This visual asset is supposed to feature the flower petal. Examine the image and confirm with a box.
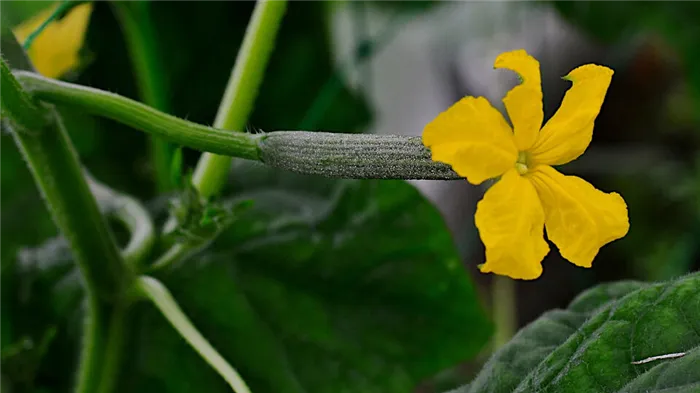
[13,3,93,78]
[423,96,517,185]
[494,49,543,151]
[475,169,549,280]
[530,64,614,166]
[529,165,629,267]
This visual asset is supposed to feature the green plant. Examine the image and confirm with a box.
[451,273,700,393]
[2,2,491,392]
[1,2,698,393]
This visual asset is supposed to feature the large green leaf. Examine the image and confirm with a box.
[452,273,700,393]
[5,179,491,393]
[120,179,492,393]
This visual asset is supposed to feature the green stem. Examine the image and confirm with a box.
[13,71,460,180]
[88,175,155,269]
[2,58,129,300]
[75,296,133,393]
[150,243,189,272]
[15,71,262,160]
[111,1,175,191]
[75,296,132,393]
[96,303,130,393]
[75,294,107,393]
[2,34,131,393]
[1,59,47,131]
[492,276,516,349]
[136,276,252,393]
[192,0,288,199]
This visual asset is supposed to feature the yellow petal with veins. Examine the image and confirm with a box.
[13,3,93,78]
[529,165,629,267]
[530,64,613,166]
[423,96,517,185]
[494,49,543,151]
[475,169,549,280]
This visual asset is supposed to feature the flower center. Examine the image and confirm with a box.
[515,151,529,175]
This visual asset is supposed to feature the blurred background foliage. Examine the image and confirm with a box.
[1,1,699,393]
[553,0,700,282]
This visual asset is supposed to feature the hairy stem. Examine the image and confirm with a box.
[1,58,47,131]
[260,131,457,179]
[2,32,132,393]
[12,118,128,292]
[2,58,129,299]
[112,1,175,191]
[136,276,252,393]
[192,0,288,198]
[14,71,459,180]
[16,71,262,159]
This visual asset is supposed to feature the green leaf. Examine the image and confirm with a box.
[455,273,700,393]
[123,179,492,393]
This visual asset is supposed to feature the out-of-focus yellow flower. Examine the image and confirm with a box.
[423,49,629,280]
[12,2,93,78]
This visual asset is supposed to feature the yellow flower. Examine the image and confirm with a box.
[12,2,93,78]
[423,49,629,280]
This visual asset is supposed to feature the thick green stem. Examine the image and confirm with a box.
[74,294,107,393]
[6,141,122,287]
[13,71,459,180]
[111,1,175,191]
[492,276,516,349]
[75,298,131,393]
[260,131,457,179]
[1,58,129,299]
[1,59,47,131]
[95,303,130,393]
[2,35,131,393]
[136,276,252,393]
[16,71,262,160]
[192,0,288,198]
